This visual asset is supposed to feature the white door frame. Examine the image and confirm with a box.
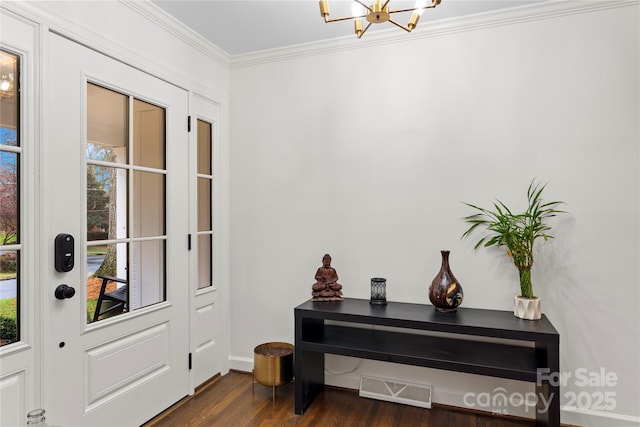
[0,9,40,426]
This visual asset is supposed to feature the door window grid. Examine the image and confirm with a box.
[86,83,167,323]
[0,49,20,346]
[196,119,213,290]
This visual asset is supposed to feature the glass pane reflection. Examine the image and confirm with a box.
[132,171,165,237]
[133,99,165,170]
[197,120,211,175]
[0,50,18,147]
[87,83,128,163]
[197,235,212,289]
[130,240,165,309]
[197,178,211,232]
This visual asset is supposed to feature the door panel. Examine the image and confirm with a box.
[85,322,169,409]
[46,33,189,426]
[189,95,221,388]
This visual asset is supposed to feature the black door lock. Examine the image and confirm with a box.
[55,233,74,272]
[55,284,76,300]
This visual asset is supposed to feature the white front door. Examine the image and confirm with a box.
[45,33,190,426]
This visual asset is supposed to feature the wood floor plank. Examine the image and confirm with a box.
[144,371,576,427]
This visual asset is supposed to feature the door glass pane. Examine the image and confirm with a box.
[0,152,18,243]
[86,81,167,323]
[1,51,18,147]
[0,250,19,343]
[133,99,165,170]
[197,235,211,289]
[87,165,128,241]
[197,178,211,232]
[197,120,211,175]
[87,83,128,163]
[87,242,128,323]
[0,128,17,147]
[130,240,165,309]
[133,171,165,237]
[0,49,19,346]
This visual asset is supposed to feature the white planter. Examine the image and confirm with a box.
[514,296,541,320]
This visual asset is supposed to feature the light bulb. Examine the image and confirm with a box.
[354,18,364,37]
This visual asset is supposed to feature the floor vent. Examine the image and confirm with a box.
[359,375,432,409]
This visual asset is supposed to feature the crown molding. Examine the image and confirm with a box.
[229,0,639,69]
[3,0,636,72]
[1,0,230,101]
[1,1,231,69]
[122,0,231,69]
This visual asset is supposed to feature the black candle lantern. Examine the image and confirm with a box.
[370,278,387,305]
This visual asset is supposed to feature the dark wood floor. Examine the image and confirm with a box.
[143,371,563,427]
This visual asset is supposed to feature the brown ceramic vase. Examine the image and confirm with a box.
[429,250,463,312]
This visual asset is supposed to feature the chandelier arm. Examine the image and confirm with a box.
[324,14,367,23]
[381,0,391,10]
[358,22,373,38]
[387,18,412,33]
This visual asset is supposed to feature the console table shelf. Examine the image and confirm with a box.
[303,324,541,381]
[295,298,559,427]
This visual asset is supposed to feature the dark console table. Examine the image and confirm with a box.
[294,298,559,427]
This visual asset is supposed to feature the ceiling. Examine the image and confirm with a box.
[151,0,545,56]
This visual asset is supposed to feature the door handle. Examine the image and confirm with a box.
[55,284,76,300]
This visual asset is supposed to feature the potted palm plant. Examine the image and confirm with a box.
[461,180,566,320]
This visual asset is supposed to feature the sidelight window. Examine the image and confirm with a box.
[196,119,213,289]
[0,49,20,346]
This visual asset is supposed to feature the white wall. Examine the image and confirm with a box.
[229,3,639,425]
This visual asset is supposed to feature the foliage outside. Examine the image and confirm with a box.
[0,135,18,246]
[87,299,98,323]
[0,315,17,344]
[461,180,566,298]
[87,146,118,278]
[0,252,17,280]
[0,298,16,320]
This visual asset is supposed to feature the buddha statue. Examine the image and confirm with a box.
[312,254,344,301]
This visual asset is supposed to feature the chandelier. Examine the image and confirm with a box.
[319,0,442,38]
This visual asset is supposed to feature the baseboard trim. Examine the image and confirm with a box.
[229,355,253,373]
[560,405,640,427]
